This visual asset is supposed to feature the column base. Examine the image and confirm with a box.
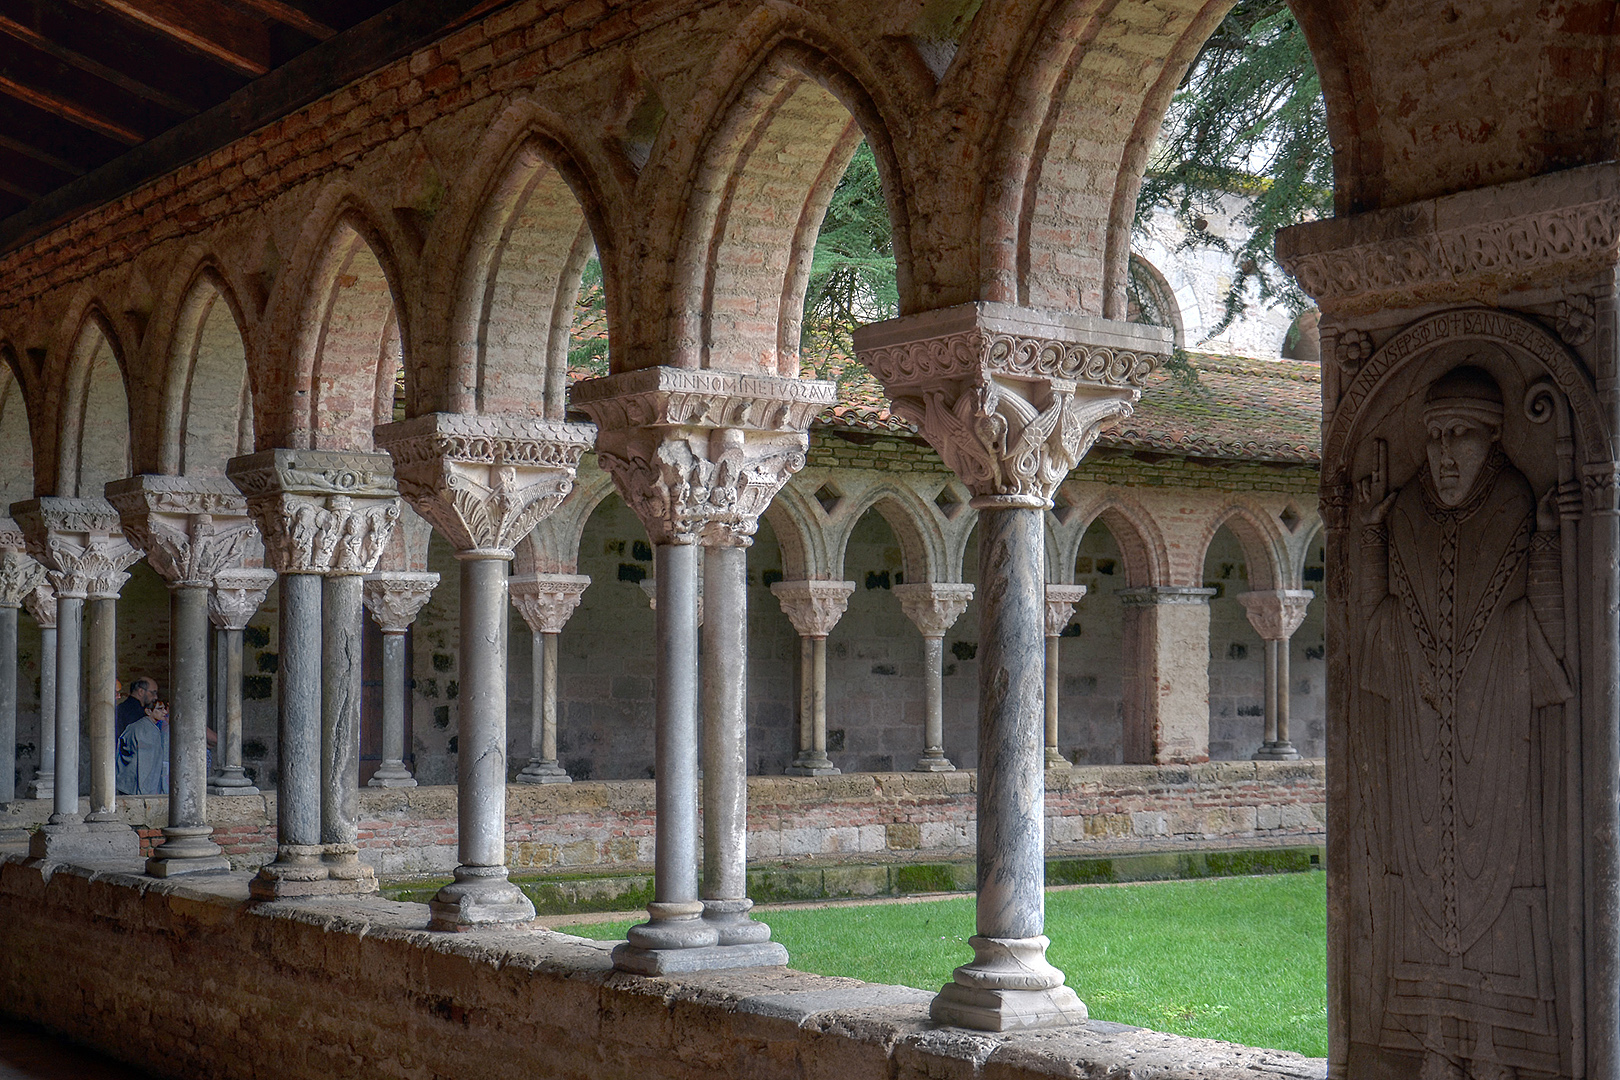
[914,752,956,772]
[322,843,378,890]
[366,760,418,788]
[207,767,260,796]
[1044,747,1071,769]
[702,897,774,946]
[28,818,140,862]
[145,824,230,877]
[621,900,719,955]
[1253,741,1301,761]
[250,844,367,899]
[25,775,52,800]
[515,759,571,785]
[931,935,1087,1032]
[786,750,839,776]
[428,865,535,931]
[613,940,790,975]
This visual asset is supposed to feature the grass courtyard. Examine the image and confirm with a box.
[556,871,1328,1057]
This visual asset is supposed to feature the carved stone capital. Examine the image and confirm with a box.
[0,548,45,609]
[0,516,25,553]
[893,582,975,638]
[362,571,440,634]
[1043,584,1088,637]
[210,568,277,631]
[22,582,54,627]
[770,580,856,638]
[509,573,590,635]
[106,475,262,590]
[574,368,834,547]
[853,303,1164,508]
[1278,162,1620,316]
[1236,589,1314,642]
[226,449,401,575]
[374,413,596,557]
[11,497,142,599]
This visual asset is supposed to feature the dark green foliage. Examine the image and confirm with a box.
[799,142,898,386]
[567,256,609,376]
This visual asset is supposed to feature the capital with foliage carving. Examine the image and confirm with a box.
[770,580,856,638]
[362,571,440,634]
[573,367,835,546]
[853,303,1165,509]
[0,518,45,609]
[1044,584,1088,638]
[893,582,975,638]
[509,573,590,635]
[22,582,54,628]
[226,449,401,576]
[210,567,277,631]
[1236,589,1314,642]
[375,413,596,557]
[11,497,142,599]
[107,475,262,590]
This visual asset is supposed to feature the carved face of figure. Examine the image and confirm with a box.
[1425,410,1498,506]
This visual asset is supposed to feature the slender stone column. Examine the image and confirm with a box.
[361,571,438,788]
[1236,589,1313,760]
[575,365,832,974]
[207,568,275,795]
[320,571,370,886]
[12,498,142,860]
[509,573,588,784]
[1117,586,1218,764]
[23,584,54,800]
[228,450,400,899]
[1042,585,1088,769]
[893,583,974,772]
[0,527,45,802]
[856,302,1166,1030]
[377,411,595,930]
[83,585,121,822]
[769,580,855,775]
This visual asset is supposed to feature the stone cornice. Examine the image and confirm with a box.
[892,582,975,638]
[362,570,440,634]
[226,449,400,576]
[571,367,837,436]
[106,474,261,589]
[769,579,856,638]
[1276,162,1620,314]
[508,573,590,635]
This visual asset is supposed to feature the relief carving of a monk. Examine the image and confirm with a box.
[1356,363,1574,1080]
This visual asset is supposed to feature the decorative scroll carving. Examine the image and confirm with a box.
[1043,584,1088,637]
[22,582,54,628]
[107,475,262,589]
[209,568,277,631]
[892,582,974,638]
[13,498,142,598]
[508,573,589,635]
[0,549,45,609]
[1236,589,1313,642]
[853,303,1163,507]
[769,580,855,638]
[226,449,401,575]
[362,571,440,634]
[375,413,596,556]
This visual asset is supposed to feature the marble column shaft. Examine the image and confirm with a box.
[146,584,229,875]
[51,589,82,824]
[1236,589,1312,761]
[362,571,438,789]
[509,573,588,785]
[84,592,118,820]
[209,568,275,796]
[1042,585,1087,769]
[25,585,55,800]
[893,583,974,773]
[321,573,367,880]
[0,536,44,803]
[770,580,854,776]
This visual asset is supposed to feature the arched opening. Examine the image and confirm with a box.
[1280,308,1321,363]
[1126,252,1184,349]
[0,360,34,506]
[831,507,913,772]
[304,221,404,452]
[1202,524,1264,760]
[168,275,254,476]
[1068,518,1129,765]
[746,516,795,774]
[59,315,130,497]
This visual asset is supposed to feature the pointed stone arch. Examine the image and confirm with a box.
[56,308,131,498]
[1194,504,1286,593]
[829,482,945,585]
[1065,491,1168,589]
[0,340,35,505]
[160,265,255,477]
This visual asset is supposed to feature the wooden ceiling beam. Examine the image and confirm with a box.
[229,0,334,41]
[0,13,196,115]
[0,132,83,177]
[88,0,271,77]
[0,74,143,144]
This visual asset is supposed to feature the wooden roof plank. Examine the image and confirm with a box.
[88,0,272,77]
[228,0,335,41]
[0,12,197,115]
[0,74,143,144]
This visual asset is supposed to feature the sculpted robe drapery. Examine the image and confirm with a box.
[115,716,168,796]
[1357,451,1572,1073]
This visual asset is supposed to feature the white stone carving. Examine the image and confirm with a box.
[209,568,277,631]
[893,582,975,638]
[853,303,1164,507]
[1043,584,1088,637]
[22,582,54,628]
[13,498,142,598]
[107,475,262,589]
[0,522,46,610]
[509,574,590,635]
[1236,589,1313,642]
[362,571,440,634]
[226,449,401,575]
[1335,328,1373,370]
[770,580,856,638]
[375,413,596,556]
[1555,294,1596,346]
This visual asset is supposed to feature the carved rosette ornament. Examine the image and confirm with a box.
[374,413,597,557]
[209,568,277,632]
[1043,585,1088,637]
[225,449,401,576]
[11,498,142,599]
[892,582,975,638]
[853,303,1166,509]
[1236,589,1313,642]
[769,580,856,638]
[509,574,590,635]
[106,475,263,590]
[362,571,440,634]
[0,519,45,609]
[572,367,836,547]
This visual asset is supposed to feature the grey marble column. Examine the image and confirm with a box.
[1042,585,1087,769]
[320,572,373,889]
[84,590,122,822]
[253,571,325,895]
[208,567,274,796]
[0,537,45,802]
[509,573,589,784]
[770,580,855,776]
[893,583,974,772]
[24,584,54,800]
[1237,589,1312,761]
[146,584,229,876]
[48,585,82,828]
[362,571,437,788]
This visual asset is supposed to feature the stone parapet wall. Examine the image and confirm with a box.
[0,762,1324,875]
[0,860,1325,1080]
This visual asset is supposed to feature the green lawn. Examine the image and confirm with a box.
[556,871,1327,1056]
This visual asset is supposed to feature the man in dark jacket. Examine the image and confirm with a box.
[115,677,158,738]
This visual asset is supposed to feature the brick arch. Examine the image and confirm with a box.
[830,484,944,584]
[0,341,34,506]
[1194,504,1286,592]
[159,266,254,478]
[1065,492,1168,588]
[57,308,131,498]
[761,484,825,582]
[979,0,1232,316]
